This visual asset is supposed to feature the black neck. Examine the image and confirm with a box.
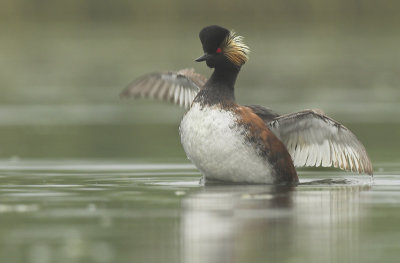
[196,65,240,106]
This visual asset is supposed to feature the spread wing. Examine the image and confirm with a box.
[120,68,207,109]
[268,109,373,175]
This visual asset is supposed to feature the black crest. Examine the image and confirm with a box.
[199,25,230,54]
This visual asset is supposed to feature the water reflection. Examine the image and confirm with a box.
[181,182,371,263]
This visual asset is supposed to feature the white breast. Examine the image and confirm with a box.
[179,103,274,184]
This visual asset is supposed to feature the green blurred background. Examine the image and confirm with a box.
[0,0,399,162]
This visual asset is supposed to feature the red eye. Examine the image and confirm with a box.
[216,48,222,53]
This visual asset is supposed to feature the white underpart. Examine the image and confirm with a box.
[179,103,274,184]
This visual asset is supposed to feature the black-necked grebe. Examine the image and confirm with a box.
[121,25,373,184]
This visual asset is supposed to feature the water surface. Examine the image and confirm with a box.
[0,160,399,263]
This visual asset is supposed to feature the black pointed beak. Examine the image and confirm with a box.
[195,53,211,62]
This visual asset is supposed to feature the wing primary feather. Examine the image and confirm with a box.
[148,80,163,98]
[306,144,316,166]
[174,85,181,104]
[157,81,169,100]
[122,69,205,108]
[320,140,331,167]
[270,110,372,175]
[167,84,176,102]
[126,78,149,98]
[315,143,322,167]
[330,141,338,168]
[348,147,356,172]
[184,89,190,109]
[179,86,185,107]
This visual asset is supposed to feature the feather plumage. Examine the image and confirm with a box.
[222,31,250,66]
[121,68,206,109]
[268,109,373,175]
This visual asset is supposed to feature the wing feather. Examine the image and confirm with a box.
[120,68,207,109]
[157,81,169,100]
[320,140,331,167]
[174,85,181,104]
[269,109,373,175]
[179,85,185,107]
[184,88,190,109]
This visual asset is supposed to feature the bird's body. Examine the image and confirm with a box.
[121,25,373,184]
[180,102,276,184]
[180,102,298,184]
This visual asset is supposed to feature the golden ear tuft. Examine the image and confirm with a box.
[222,31,250,66]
